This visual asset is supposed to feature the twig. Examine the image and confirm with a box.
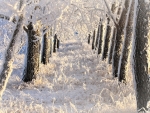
[103,0,118,27]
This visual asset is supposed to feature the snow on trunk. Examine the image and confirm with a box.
[108,27,117,64]
[132,0,150,111]
[112,0,130,77]
[49,28,53,57]
[50,37,53,57]
[39,30,44,63]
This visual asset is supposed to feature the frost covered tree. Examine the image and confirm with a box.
[118,0,134,83]
[95,26,99,48]
[42,30,50,65]
[92,30,96,50]
[108,27,116,64]
[88,34,91,44]
[0,0,25,96]
[102,3,116,60]
[133,0,150,111]
[112,0,130,77]
[23,22,40,82]
[98,19,103,55]
[53,34,57,53]
[57,38,60,49]
[107,2,117,64]
[49,28,53,57]
[102,17,111,60]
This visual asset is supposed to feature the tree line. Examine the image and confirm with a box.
[87,0,150,112]
[0,0,149,112]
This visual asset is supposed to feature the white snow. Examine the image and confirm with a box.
[0,37,137,113]
[0,0,145,112]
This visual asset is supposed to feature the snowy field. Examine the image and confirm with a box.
[0,37,137,113]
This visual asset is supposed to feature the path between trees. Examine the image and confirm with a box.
[0,38,136,113]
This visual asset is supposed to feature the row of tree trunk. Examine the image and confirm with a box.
[88,0,150,111]
[0,0,60,95]
[23,24,60,82]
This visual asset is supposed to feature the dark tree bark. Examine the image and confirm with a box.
[42,32,50,65]
[112,0,130,77]
[50,37,53,57]
[102,18,111,60]
[53,34,57,53]
[95,26,100,48]
[108,27,117,64]
[92,30,95,50]
[98,24,103,55]
[133,0,150,111]
[57,38,60,49]
[49,28,53,57]
[118,0,134,83]
[22,22,40,82]
[88,34,91,44]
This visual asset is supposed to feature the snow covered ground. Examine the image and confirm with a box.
[0,37,136,113]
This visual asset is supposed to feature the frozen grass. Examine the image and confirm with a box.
[0,38,137,113]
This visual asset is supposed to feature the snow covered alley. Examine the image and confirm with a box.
[0,38,136,113]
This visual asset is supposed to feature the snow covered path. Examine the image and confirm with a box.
[0,38,136,113]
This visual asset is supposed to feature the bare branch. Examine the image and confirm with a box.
[103,0,118,26]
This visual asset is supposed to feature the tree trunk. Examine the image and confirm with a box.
[53,34,57,53]
[107,2,117,64]
[112,0,130,77]
[118,0,134,83]
[57,38,60,49]
[49,28,53,57]
[0,0,25,96]
[92,30,95,50]
[101,3,116,60]
[108,27,117,64]
[50,37,53,57]
[42,32,50,64]
[102,18,111,60]
[0,14,24,96]
[22,22,40,82]
[98,24,103,55]
[108,3,121,64]
[133,0,150,111]
[95,26,100,48]
[88,34,91,44]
